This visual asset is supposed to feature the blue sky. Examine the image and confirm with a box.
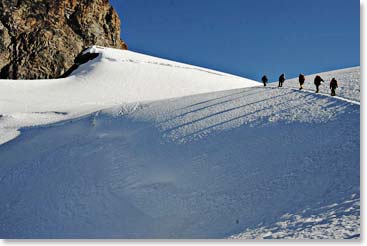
[110,0,359,82]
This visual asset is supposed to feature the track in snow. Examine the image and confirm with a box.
[279,66,360,102]
[287,88,359,106]
[0,85,359,239]
[0,46,360,238]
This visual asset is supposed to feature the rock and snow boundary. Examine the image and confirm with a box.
[0,46,259,145]
[0,46,360,239]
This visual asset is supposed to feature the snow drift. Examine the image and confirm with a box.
[0,46,259,145]
[0,47,360,239]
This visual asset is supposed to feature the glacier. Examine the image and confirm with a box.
[0,47,360,239]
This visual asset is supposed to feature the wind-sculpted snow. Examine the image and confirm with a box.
[118,58,227,76]
[131,87,358,143]
[0,46,360,238]
[230,195,360,239]
[0,85,359,238]
[0,46,259,144]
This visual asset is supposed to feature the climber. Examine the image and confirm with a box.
[262,75,268,87]
[278,73,285,87]
[330,77,338,96]
[314,75,324,93]
[298,73,305,90]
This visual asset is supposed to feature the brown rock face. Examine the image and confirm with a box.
[0,0,127,79]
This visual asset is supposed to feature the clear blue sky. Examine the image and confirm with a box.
[110,0,359,81]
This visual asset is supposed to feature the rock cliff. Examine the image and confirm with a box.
[0,0,127,79]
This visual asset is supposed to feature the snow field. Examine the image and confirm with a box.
[0,46,360,238]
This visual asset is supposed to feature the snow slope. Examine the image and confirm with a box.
[0,46,259,145]
[279,67,360,102]
[0,47,360,238]
[0,71,360,238]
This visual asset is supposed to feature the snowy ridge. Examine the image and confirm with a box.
[0,47,360,239]
[280,67,360,102]
[0,46,259,144]
[0,76,360,238]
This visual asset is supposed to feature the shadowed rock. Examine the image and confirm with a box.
[0,0,127,79]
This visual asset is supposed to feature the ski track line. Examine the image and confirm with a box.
[119,58,229,77]
[293,88,360,106]
[0,84,359,147]
[267,86,360,106]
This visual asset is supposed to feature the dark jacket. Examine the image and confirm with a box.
[330,78,338,89]
[299,74,305,84]
[262,75,268,83]
[314,75,324,86]
[279,74,285,83]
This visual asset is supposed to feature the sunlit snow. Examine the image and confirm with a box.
[0,46,360,239]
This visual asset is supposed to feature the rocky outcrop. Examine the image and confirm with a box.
[0,0,127,79]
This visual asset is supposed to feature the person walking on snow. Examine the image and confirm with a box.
[330,77,338,96]
[299,73,305,90]
[314,75,324,93]
[262,75,268,87]
[278,73,285,87]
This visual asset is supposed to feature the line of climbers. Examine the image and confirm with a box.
[261,74,339,96]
